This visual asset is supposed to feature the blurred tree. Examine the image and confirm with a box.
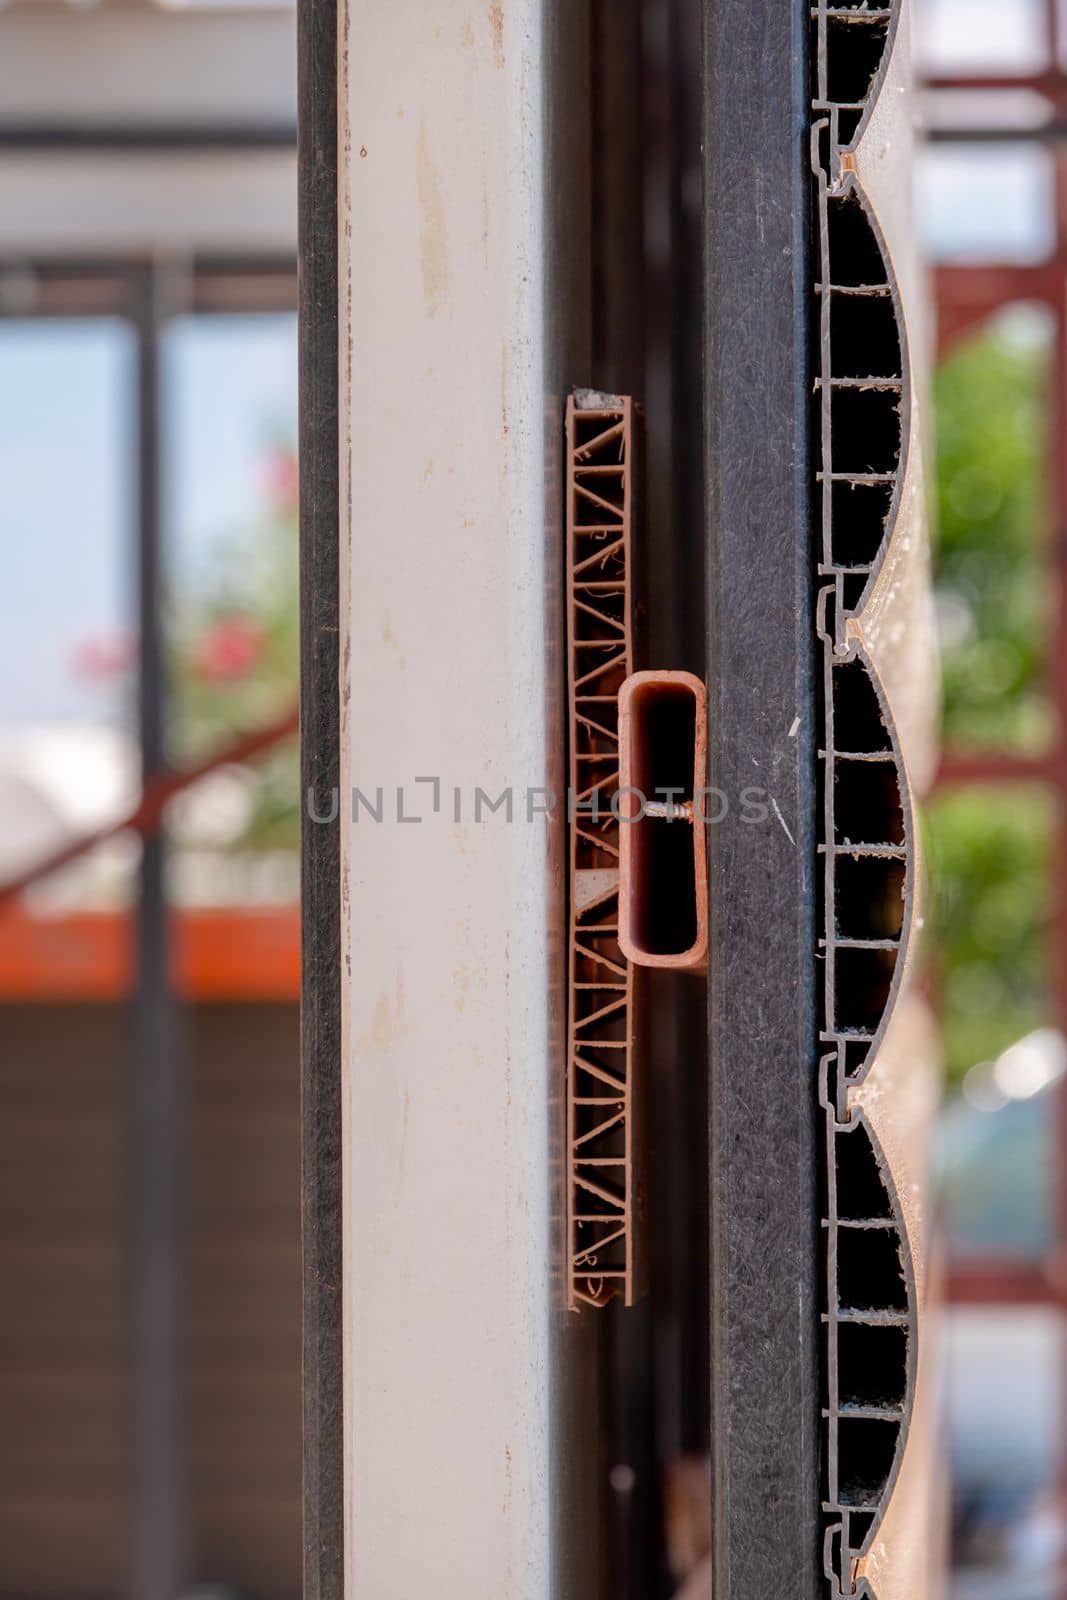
[935,306,1052,752]
[929,308,1056,1087]
[925,786,1054,1086]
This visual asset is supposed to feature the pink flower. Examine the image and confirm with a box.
[263,448,298,512]
[71,631,135,681]
[193,616,265,682]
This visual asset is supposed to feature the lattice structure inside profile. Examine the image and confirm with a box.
[820,1108,915,1590]
[564,392,636,1310]
[811,2,918,1593]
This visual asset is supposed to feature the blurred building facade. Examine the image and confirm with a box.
[0,6,301,1596]
[921,2,1067,1597]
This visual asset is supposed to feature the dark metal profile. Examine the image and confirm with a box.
[0,256,296,319]
[130,259,187,1600]
[297,1,343,1597]
[0,120,296,153]
[703,1,822,1596]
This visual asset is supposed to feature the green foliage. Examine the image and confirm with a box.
[934,310,1052,752]
[924,786,1054,1086]
[927,313,1057,1087]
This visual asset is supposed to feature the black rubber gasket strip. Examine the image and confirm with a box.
[298,1,343,1596]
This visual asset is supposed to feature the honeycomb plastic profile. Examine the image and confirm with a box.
[564,391,637,1310]
[812,0,908,658]
[617,670,708,972]
[811,2,931,1594]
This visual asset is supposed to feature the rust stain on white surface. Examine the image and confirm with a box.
[416,118,449,317]
[488,3,505,68]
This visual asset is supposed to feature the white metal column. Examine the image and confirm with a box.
[340,4,561,1593]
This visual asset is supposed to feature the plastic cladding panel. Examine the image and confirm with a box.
[811,1,940,1594]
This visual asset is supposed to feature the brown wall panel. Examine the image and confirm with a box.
[0,1002,301,1600]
